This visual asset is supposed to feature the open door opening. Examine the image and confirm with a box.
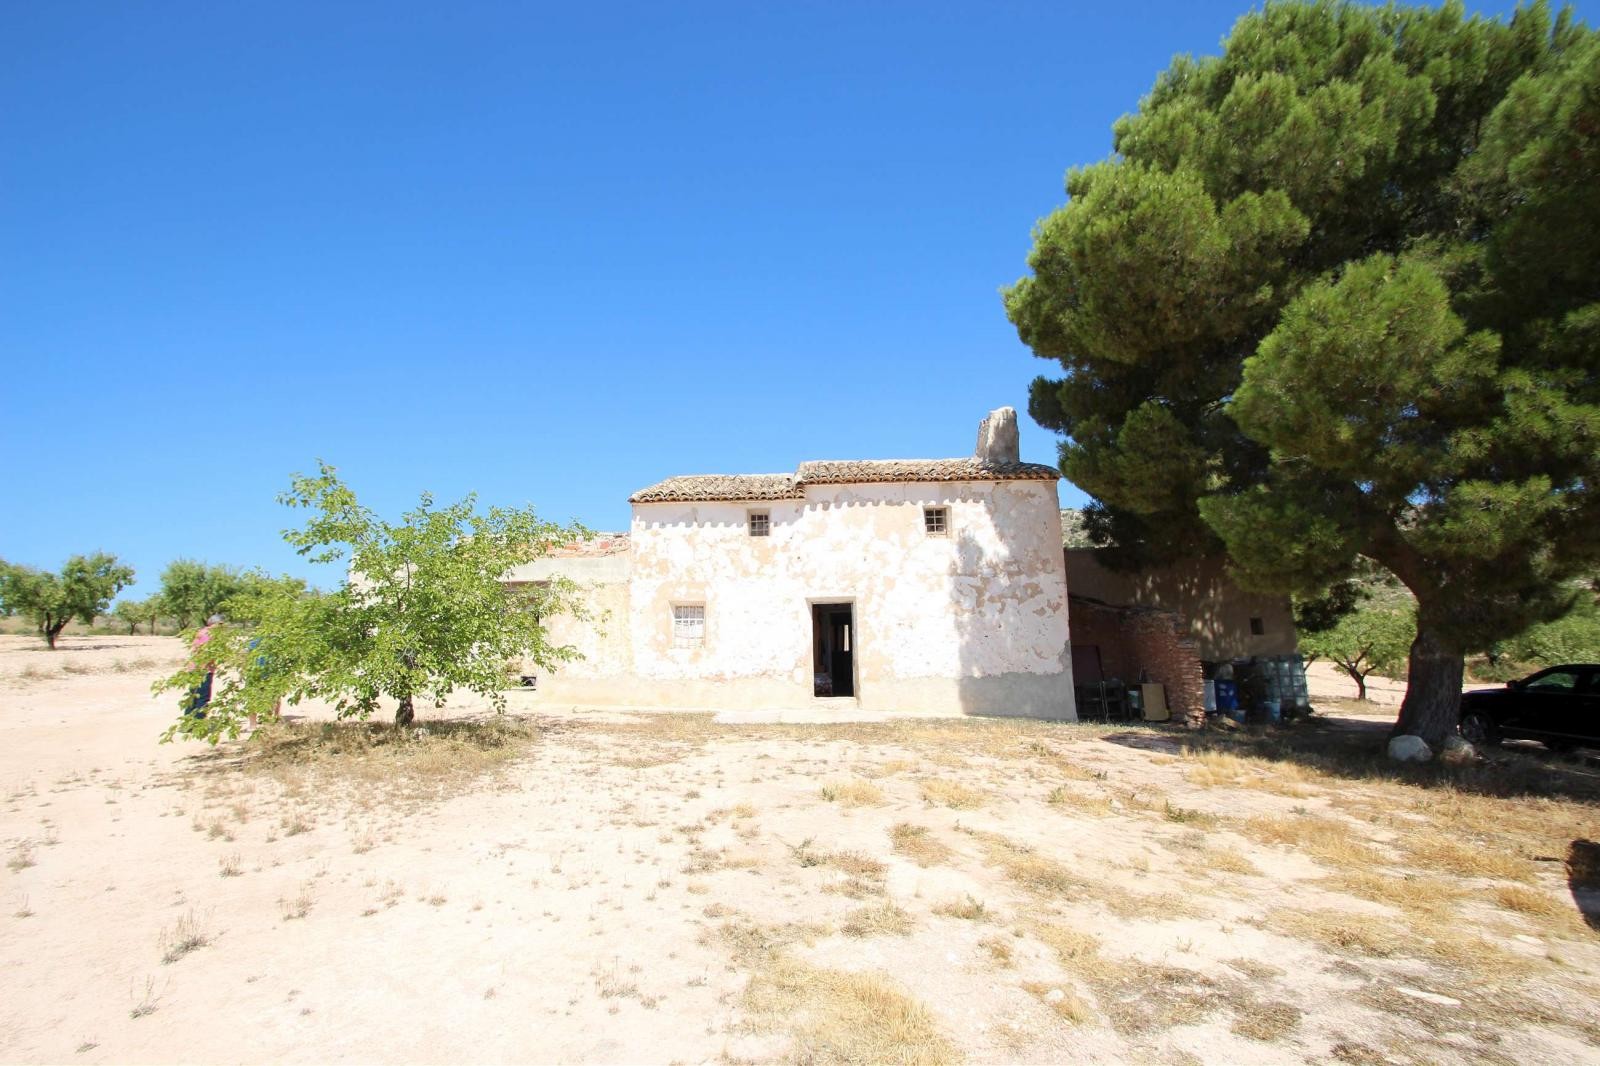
[811,603,855,698]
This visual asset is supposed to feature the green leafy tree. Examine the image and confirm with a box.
[1006,1,1600,745]
[1299,603,1416,702]
[112,596,162,635]
[219,572,311,626]
[157,463,589,742]
[0,554,135,648]
[1492,582,1600,667]
[157,559,245,629]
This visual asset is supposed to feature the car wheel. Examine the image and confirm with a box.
[1459,710,1500,746]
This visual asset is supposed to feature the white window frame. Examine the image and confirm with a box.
[923,506,948,537]
[748,510,770,537]
[672,604,706,649]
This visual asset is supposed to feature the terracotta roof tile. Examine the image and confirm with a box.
[629,459,1057,503]
[628,474,801,504]
[795,458,1059,485]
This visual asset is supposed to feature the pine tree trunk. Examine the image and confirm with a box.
[1392,622,1464,747]
[1354,672,1367,702]
[395,695,415,727]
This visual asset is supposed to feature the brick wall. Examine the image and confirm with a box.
[1068,596,1205,728]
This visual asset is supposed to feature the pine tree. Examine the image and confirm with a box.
[1007,1,1600,745]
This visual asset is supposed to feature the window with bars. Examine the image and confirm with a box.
[923,507,948,536]
[672,604,706,648]
[748,511,770,537]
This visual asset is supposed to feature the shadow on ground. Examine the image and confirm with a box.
[1571,839,1600,932]
[1102,711,1600,802]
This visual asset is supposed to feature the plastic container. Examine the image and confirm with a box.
[1259,699,1282,724]
[1214,679,1239,712]
[1203,680,1217,713]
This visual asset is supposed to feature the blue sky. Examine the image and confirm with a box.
[1,1,1576,594]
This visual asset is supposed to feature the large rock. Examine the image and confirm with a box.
[975,407,1020,464]
[1439,734,1476,764]
[1388,734,1434,763]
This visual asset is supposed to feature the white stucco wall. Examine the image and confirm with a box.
[607,479,1074,716]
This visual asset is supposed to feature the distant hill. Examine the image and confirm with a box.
[1060,509,1095,549]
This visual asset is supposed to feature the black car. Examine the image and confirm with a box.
[1458,664,1600,752]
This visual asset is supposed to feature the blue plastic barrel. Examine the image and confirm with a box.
[1214,680,1239,711]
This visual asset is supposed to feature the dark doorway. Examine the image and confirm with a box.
[1071,644,1104,684]
[812,603,855,697]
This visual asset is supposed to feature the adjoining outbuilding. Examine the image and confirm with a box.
[1063,533,1308,727]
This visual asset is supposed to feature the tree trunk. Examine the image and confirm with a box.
[1392,622,1464,747]
[1353,672,1367,702]
[45,622,65,649]
[395,695,415,727]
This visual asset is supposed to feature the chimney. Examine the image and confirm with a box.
[975,406,1020,465]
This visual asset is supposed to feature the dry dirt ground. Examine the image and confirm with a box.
[3,635,1599,1065]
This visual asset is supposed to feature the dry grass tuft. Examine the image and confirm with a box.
[820,778,886,807]
[215,718,536,802]
[918,779,985,810]
[1022,981,1094,1025]
[931,894,989,921]
[1493,883,1560,917]
[1184,749,1317,798]
[819,850,889,898]
[1263,908,1396,959]
[1243,814,1381,868]
[842,901,915,938]
[976,833,1087,896]
[1191,845,1260,877]
[1045,785,1114,816]
[1230,998,1304,1042]
[1321,871,1470,918]
[8,842,36,872]
[744,958,956,1065]
[159,911,209,964]
[863,758,918,778]
[1400,833,1534,882]
[279,882,315,921]
[979,935,1015,967]
[889,823,953,868]
[1031,923,1125,984]
[1265,906,1533,976]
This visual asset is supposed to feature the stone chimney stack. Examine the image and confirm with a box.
[974,406,1020,465]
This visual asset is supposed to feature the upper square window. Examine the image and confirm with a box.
[749,511,770,537]
[924,507,948,536]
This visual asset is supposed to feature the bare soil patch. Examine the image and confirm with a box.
[2,635,1598,1064]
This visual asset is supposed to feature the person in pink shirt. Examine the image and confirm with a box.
[183,614,222,717]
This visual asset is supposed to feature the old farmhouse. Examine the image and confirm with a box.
[509,408,1078,717]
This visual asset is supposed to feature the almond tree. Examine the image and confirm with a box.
[158,462,589,742]
[0,554,134,648]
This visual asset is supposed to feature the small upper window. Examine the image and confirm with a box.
[1249,617,1265,636]
[924,507,948,537]
[672,604,705,649]
[749,511,770,537]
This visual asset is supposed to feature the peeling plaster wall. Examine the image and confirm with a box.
[504,550,633,682]
[601,480,1075,717]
